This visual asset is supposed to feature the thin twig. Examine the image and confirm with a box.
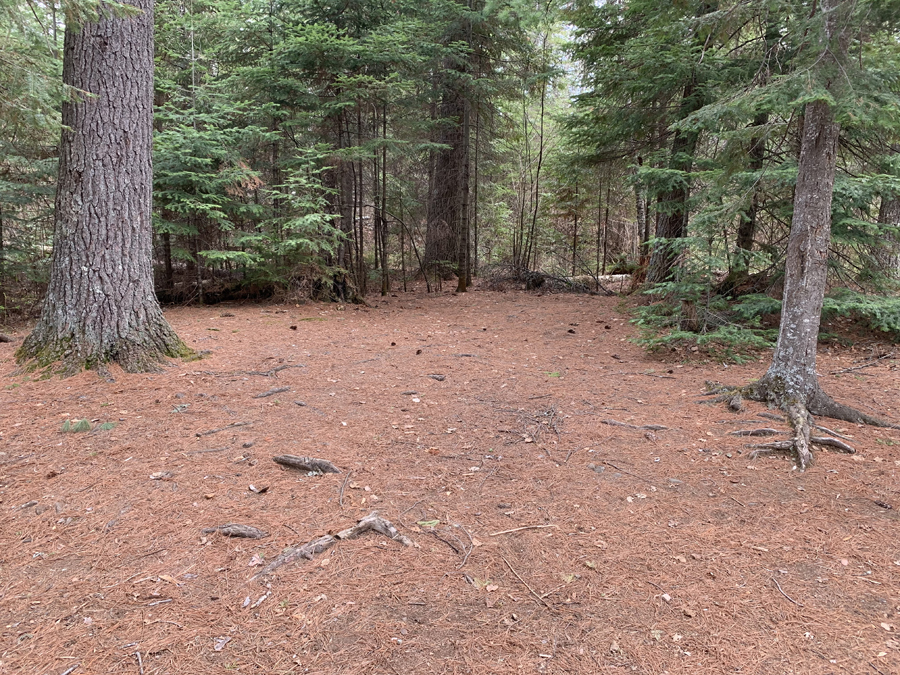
[253,386,291,399]
[196,421,252,437]
[489,524,557,536]
[339,470,352,508]
[456,524,475,569]
[135,651,144,675]
[59,666,79,675]
[603,461,655,485]
[770,577,803,607]
[501,554,551,609]
[830,352,894,375]
[478,466,497,492]
[728,495,747,507]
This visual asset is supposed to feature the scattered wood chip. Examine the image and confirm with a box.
[201,524,269,538]
[874,500,893,510]
[254,511,413,578]
[253,387,291,399]
[429,374,446,381]
[150,471,174,481]
[272,455,340,474]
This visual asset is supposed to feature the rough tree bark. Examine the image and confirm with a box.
[17,0,189,374]
[425,76,466,277]
[727,0,895,469]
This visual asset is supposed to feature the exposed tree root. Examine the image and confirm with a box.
[710,380,898,470]
[253,511,413,579]
[602,419,668,431]
[729,428,782,437]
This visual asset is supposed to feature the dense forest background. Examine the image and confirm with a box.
[3,0,900,350]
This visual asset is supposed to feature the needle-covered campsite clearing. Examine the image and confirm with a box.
[2,288,900,674]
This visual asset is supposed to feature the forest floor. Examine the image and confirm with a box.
[2,284,900,675]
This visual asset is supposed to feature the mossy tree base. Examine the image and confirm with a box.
[17,321,192,377]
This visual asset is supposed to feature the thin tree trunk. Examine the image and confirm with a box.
[19,0,187,373]
[646,80,702,284]
[742,0,890,469]
[874,196,900,276]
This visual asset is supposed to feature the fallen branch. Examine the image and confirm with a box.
[602,419,668,431]
[830,352,894,375]
[196,421,252,437]
[0,333,11,343]
[489,524,557,537]
[501,554,552,609]
[202,524,269,538]
[254,511,413,578]
[253,386,290,399]
[273,455,340,474]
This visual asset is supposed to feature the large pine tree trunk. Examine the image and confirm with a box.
[18,0,188,374]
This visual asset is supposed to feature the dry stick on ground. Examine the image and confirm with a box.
[0,333,11,343]
[455,524,475,569]
[830,352,894,375]
[273,455,340,474]
[185,446,229,455]
[603,461,655,485]
[339,470,352,508]
[196,421,252,437]
[500,555,552,609]
[254,511,413,579]
[602,419,668,431]
[771,577,803,607]
[253,386,290,399]
[489,524,557,536]
[59,666,79,675]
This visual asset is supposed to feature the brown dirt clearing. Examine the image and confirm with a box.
[2,287,900,674]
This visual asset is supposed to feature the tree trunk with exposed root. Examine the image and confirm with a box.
[724,0,896,469]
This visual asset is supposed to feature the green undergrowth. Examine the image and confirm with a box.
[632,286,900,363]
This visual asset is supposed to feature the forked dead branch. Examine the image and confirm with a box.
[253,511,414,579]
